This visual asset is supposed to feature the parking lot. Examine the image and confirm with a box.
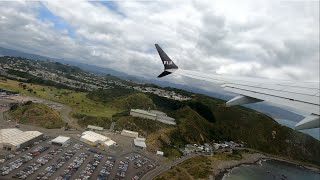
[0,136,158,180]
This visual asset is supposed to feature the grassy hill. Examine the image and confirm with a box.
[1,74,319,166]
[73,113,112,129]
[109,93,155,110]
[9,102,65,129]
[108,91,320,165]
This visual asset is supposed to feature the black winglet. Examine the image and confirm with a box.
[155,44,178,78]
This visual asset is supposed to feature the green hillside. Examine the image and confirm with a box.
[106,90,320,165]
[9,102,65,129]
[1,64,319,166]
[110,93,155,110]
[73,113,112,129]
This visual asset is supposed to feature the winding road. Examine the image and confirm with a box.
[141,154,200,180]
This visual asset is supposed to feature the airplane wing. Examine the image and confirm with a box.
[155,44,320,130]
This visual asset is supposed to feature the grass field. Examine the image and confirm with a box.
[0,79,120,118]
[155,153,243,180]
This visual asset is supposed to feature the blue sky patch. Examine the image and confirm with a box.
[98,1,126,17]
[37,3,76,38]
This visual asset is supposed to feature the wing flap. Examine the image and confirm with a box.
[155,44,320,129]
[224,87,320,115]
[223,84,319,105]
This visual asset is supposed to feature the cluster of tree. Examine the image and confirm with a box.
[86,85,135,103]
[73,113,112,129]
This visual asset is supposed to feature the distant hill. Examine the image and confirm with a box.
[0,46,129,78]
[0,47,53,61]
[0,53,318,165]
[0,47,307,124]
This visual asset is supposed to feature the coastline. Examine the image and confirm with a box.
[210,153,266,180]
[212,153,320,180]
[267,156,320,172]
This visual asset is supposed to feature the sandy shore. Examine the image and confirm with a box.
[209,153,266,180]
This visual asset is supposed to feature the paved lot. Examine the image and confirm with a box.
[0,136,159,180]
[0,96,163,180]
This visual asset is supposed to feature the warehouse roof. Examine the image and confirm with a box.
[104,139,116,146]
[0,128,23,143]
[121,129,139,137]
[130,109,156,117]
[87,125,103,131]
[0,129,43,147]
[134,137,146,148]
[81,131,116,147]
[52,136,70,144]
[81,131,110,142]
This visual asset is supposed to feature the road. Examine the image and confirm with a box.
[141,154,200,180]
[109,121,115,131]
[0,96,85,132]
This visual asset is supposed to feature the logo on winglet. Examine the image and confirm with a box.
[163,61,173,65]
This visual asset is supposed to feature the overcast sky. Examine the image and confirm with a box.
[0,0,319,83]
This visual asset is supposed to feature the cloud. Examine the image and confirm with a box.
[0,0,318,82]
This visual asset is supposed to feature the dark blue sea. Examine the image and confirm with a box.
[222,159,320,180]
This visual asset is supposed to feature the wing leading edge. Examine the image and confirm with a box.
[155,44,320,130]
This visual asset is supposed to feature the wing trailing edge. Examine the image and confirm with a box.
[154,44,320,130]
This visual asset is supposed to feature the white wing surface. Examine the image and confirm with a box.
[155,44,320,130]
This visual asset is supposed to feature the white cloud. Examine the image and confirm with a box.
[0,0,318,82]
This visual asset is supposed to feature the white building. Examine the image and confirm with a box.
[121,129,139,138]
[80,131,116,148]
[134,137,147,150]
[130,109,176,125]
[0,128,43,151]
[51,136,71,146]
[156,151,164,156]
[87,125,104,131]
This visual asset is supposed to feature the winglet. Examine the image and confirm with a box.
[155,44,178,78]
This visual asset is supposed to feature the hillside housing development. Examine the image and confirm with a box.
[130,109,176,125]
[0,128,43,151]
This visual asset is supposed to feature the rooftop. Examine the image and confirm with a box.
[81,131,115,146]
[52,136,70,144]
[134,137,146,148]
[0,128,43,147]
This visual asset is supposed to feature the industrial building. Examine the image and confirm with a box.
[133,137,146,150]
[0,128,43,151]
[121,129,139,138]
[80,131,116,148]
[130,109,176,125]
[51,136,71,146]
[87,125,104,131]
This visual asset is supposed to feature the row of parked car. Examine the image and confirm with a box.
[0,145,49,176]
[55,152,90,180]
[97,156,115,180]
[13,153,56,179]
[116,160,129,178]
[133,157,151,169]
[75,153,104,180]
[36,149,77,180]
[125,154,141,161]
